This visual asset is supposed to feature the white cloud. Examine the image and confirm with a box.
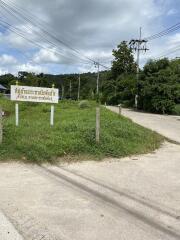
[0,68,8,75]
[33,48,60,64]
[15,63,48,74]
[167,9,177,16]
[168,33,180,46]
[0,54,17,65]
[0,0,177,73]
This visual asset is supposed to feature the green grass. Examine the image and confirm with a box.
[0,98,164,164]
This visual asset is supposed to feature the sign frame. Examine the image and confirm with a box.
[11,83,59,126]
[11,85,59,104]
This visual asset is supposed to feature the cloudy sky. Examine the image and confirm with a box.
[0,0,179,75]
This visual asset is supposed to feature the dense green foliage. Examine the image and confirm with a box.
[102,42,137,106]
[0,98,162,163]
[111,41,137,79]
[138,58,180,113]
[172,104,180,115]
[0,71,100,100]
[102,43,180,114]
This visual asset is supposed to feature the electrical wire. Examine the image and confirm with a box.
[0,3,89,64]
[0,19,93,66]
[153,44,180,59]
[0,0,111,70]
[145,22,180,41]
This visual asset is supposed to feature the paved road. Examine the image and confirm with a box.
[107,106,180,143]
[0,108,180,240]
[0,211,23,240]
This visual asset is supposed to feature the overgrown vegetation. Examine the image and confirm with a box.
[0,98,163,163]
[102,42,180,114]
[172,104,180,115]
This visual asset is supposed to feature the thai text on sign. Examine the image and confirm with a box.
[11,85,59,104]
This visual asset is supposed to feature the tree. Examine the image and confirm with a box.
[111,41,136,79]
[0,74,16,89]
[139,58,180,114]
[102,41,137,105]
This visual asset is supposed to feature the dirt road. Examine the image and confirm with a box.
[0,107,180,240]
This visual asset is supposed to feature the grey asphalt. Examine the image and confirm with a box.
[0,107,180,240]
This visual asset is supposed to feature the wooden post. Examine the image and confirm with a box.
[96,107,100,143]
[0,107,2,144]
[15,80,19,127]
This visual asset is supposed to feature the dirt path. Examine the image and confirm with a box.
[0,108,180,240]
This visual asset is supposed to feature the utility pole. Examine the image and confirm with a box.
[77,74,81,101]
[95,62,100,143]
[96,62,100,98]
[129,28,149,108]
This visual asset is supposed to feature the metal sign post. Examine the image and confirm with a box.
[15,103,19,127]
[15,81,19,127]
[50,105,54,126]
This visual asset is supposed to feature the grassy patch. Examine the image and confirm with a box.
[0,98,163,163]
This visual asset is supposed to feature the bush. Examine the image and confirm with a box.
[151,97,175,114]
[78,100,90,109]
[172,104,180,115]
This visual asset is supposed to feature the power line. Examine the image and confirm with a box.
[145,22,180,41]
[0,19,93,66]
[0,0,91,63]
[155,44,180,59]
[0,2,90,64]
[0,0,111,70]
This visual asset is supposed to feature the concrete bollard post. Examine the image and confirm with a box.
[118,104,122,115]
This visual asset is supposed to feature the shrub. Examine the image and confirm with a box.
[172,104,180,115]
[78,100,90,109]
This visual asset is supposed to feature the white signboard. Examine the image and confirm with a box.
[11,85,59,104]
